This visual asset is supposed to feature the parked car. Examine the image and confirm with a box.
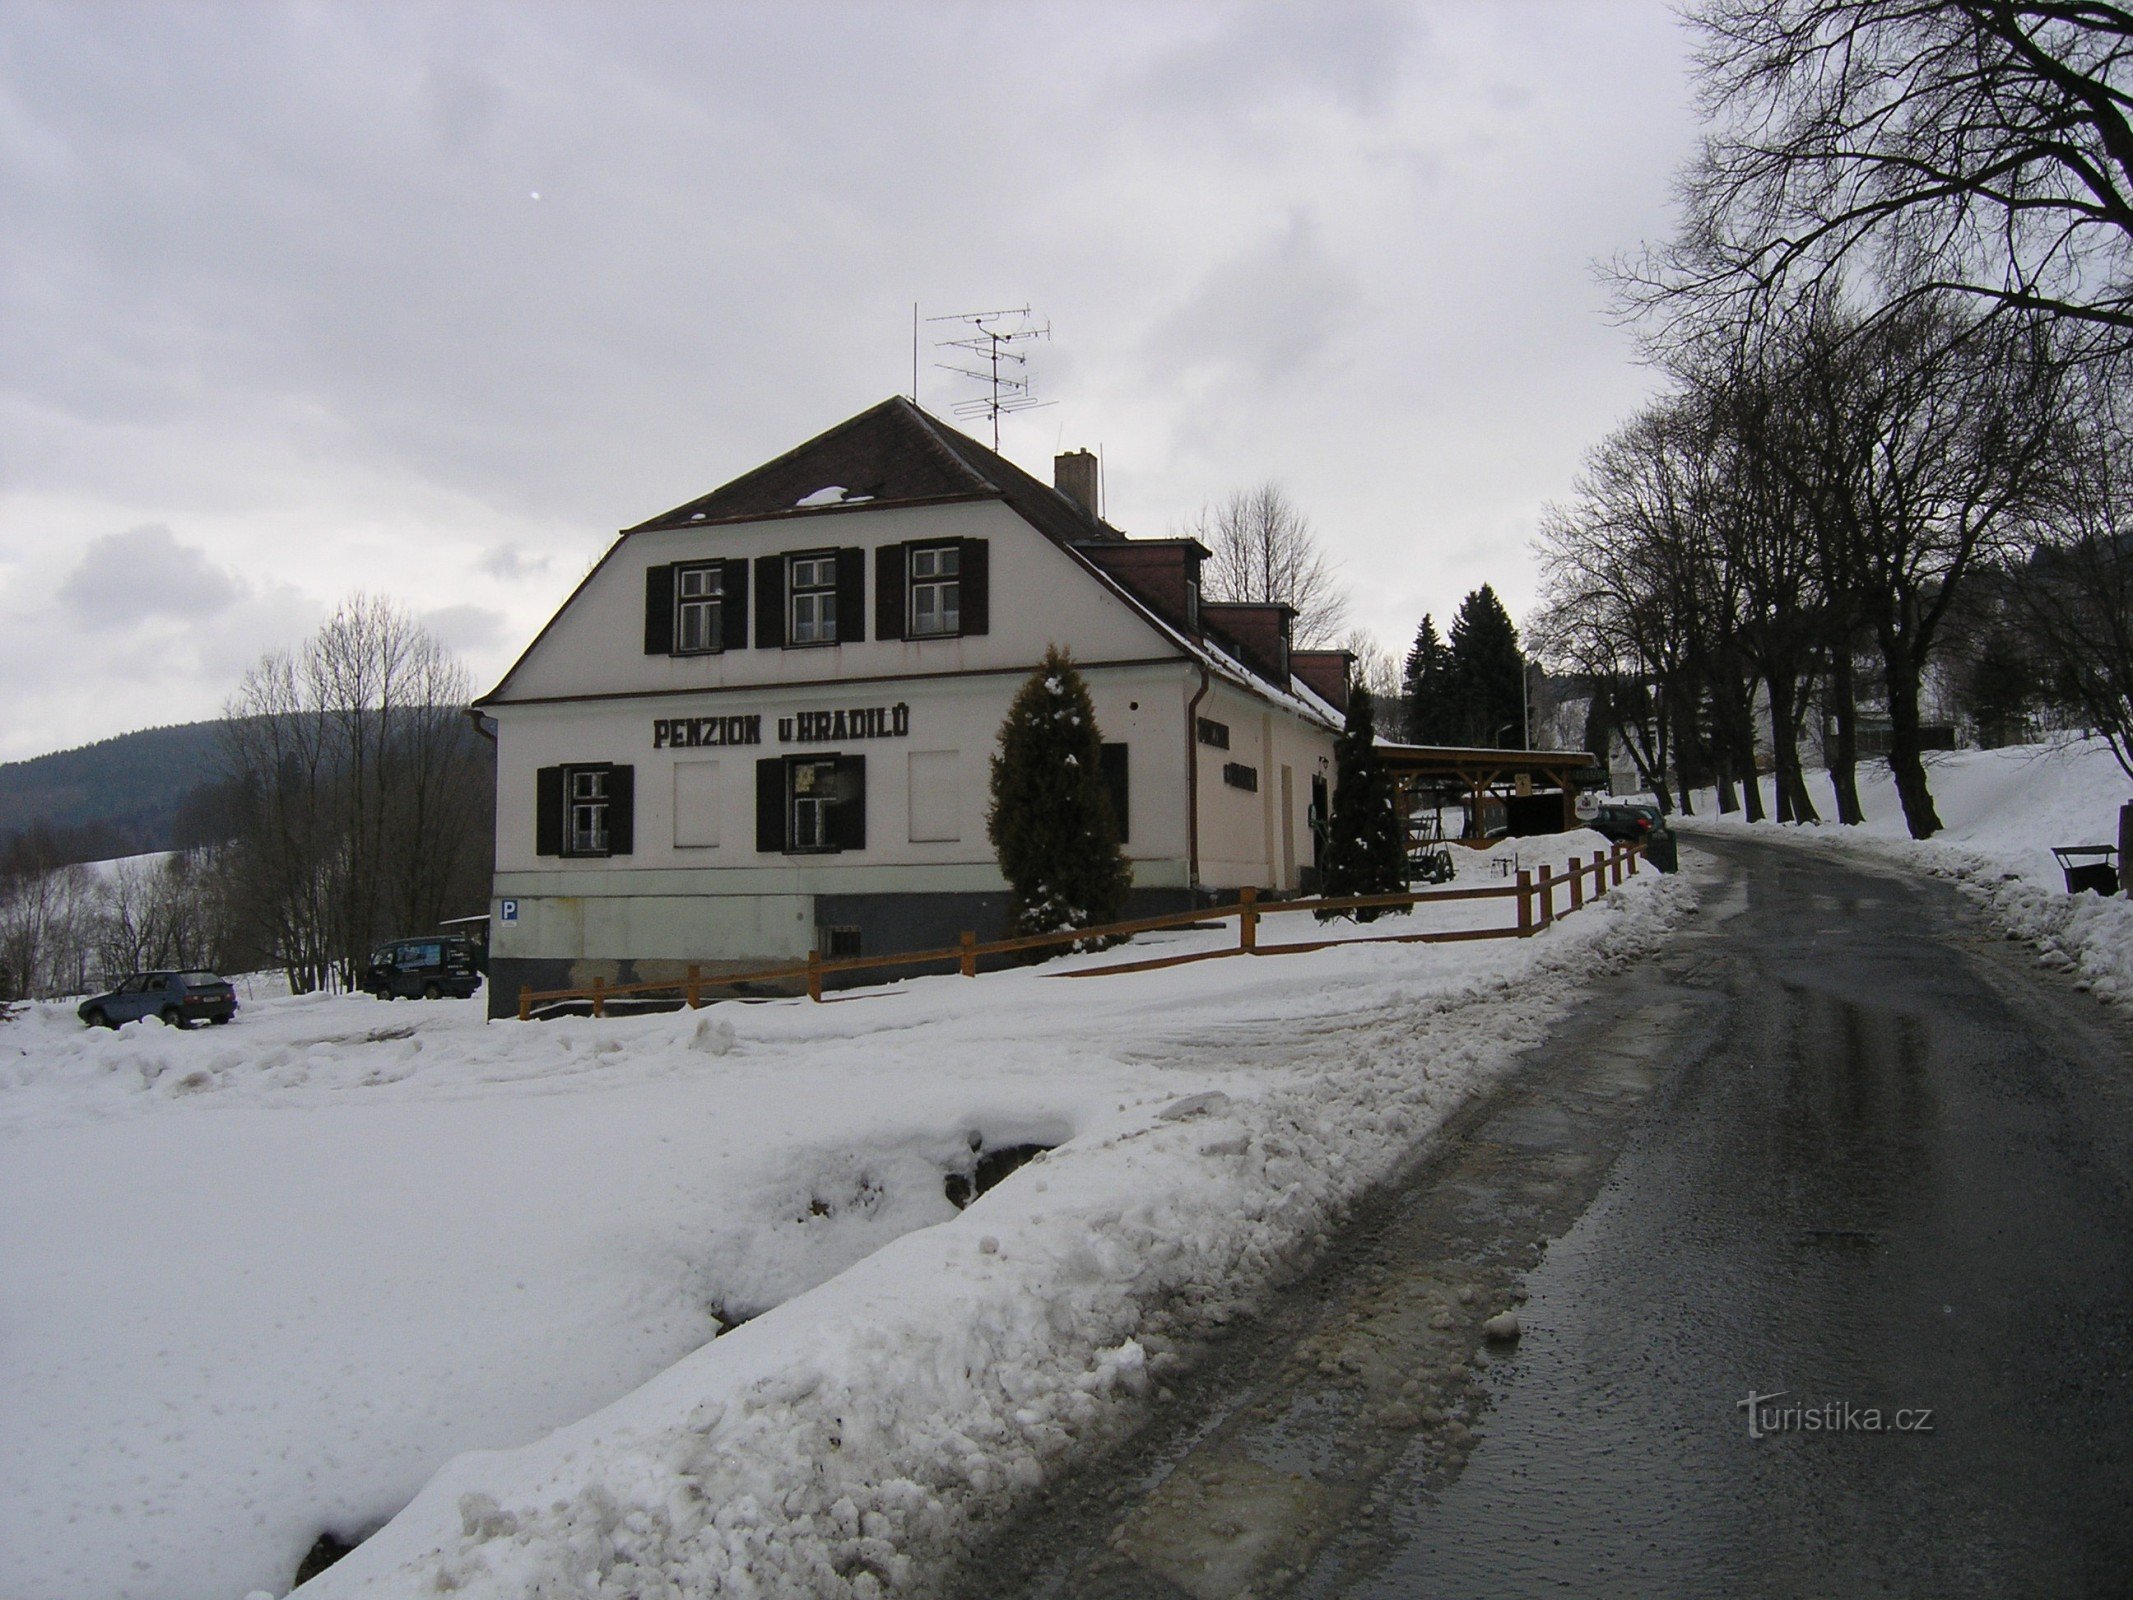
[362,935,482,1000]
[78,971,237,1029]
[1587,801,1679,873]
[1587,802,1666,843]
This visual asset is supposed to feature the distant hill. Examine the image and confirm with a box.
[0,721,230,861]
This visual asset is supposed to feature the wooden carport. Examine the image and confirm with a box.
[1376,743,1602,848]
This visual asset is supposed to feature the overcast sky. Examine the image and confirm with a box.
[0,0,1698,762]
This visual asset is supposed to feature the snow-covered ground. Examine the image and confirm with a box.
[0,833,1685,1600]
[1671,735,2133,1006]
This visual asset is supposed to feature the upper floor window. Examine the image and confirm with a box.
[907,544,960,637]
[875,539,988,642]
[675,563,724,653]
[788,553,838,645]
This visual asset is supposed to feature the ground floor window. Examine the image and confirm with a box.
[758,753,867,853]
[790,757,838,850]
[569,767,611,853]
[536,762,636,858]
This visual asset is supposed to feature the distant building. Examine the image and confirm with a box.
[475,398,1348,1013]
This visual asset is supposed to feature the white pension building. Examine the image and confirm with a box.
[477,398,1350,1012]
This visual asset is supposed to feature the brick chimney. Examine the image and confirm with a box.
[1054,449,1100,517]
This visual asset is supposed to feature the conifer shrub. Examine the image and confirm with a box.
[1317,684,1410,922]
[987,646,1132,946]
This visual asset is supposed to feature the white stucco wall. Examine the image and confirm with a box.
[481,497,1341,966]
[496,501,1167,703]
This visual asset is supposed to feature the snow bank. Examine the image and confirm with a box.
[0,847,1683,1600]
[1673,736,2133,1006]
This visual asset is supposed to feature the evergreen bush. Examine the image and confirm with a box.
[987,646,1132,945]
[1317,685,1410,922]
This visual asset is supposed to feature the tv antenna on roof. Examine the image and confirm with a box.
[928,305,1054,451]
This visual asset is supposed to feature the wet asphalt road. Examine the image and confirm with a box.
[955,833,2133,1599]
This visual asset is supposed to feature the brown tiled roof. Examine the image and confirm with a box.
[624,397,1126,543]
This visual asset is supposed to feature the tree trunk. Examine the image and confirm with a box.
[1770,670,1820,825]
[1720,664,1765,823]
[1880,636,1944,839]
[1826,645,1865,825]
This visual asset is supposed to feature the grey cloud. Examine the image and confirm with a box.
[0,0,1701,759]
[57,525,241,626]
[478,544,550,581]
[421,603,508,653]
[1135,0,1417,118]
[1144,213,1361,385]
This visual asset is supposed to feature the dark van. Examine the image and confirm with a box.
[363,936,482,1000]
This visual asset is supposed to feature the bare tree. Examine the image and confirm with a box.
[1186,483,1350,646]
[1639,2,2133,353]
[2018,366,2133,779]
[1340,628,1400,702]
[222,596,490,993]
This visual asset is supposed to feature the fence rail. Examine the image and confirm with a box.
[517,840,1644,1020]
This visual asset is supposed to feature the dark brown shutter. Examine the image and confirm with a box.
[721,559,749,651]
[833,754,867,850]
[536,766,565,855]
[755,556,785,649]
[960,538,989,635]
[1100,742,1129,843]
[644,565,675,655]
[605,765,634,855]
[836,547,866,643]
[875,543,906,641]
[756,758,785,852]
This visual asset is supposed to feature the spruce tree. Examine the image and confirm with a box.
[1446,585,1527,747]
[988,646,1133,943]
[1401,614,1450,743]
[1316,685,1410,923]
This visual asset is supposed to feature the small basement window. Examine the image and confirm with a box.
[819,926,862,958]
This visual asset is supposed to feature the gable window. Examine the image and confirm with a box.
[788,553,839,645]
[675,563,724,653]
[907,544,960,637]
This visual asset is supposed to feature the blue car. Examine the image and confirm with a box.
[78,971,238,1029]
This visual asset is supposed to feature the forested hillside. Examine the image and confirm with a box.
[0,722,231,861]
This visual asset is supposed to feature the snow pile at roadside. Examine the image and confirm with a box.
[0,835,1679,1600]
[307,872,1687,1600]
[1674,736,2133,1006]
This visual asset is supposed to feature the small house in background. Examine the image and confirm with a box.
[473,398,1344,1013]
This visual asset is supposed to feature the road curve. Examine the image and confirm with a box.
[949,833,2133,1599]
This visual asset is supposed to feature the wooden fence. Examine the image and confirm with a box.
[517,840,1644,1020]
